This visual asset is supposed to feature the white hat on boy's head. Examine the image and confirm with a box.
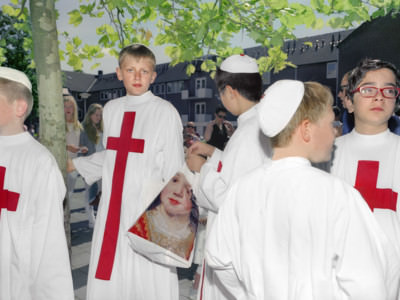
[0,66,32,91]
[258,80,304,137]
[220,54,259,74]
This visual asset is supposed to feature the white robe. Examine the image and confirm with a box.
[73,91,184,300]
[0,132,74,300]
[196,105,272,299]
[331,129,400,254]
[206,157,400,300]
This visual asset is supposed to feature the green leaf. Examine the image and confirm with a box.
[68,10,83,26]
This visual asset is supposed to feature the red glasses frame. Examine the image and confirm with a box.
[351,86,400,99]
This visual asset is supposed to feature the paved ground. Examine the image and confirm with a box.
[70,176,197,300]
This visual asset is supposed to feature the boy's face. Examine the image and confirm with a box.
[0,95,18,135]
[308,106,336,163]
[116,56,156,96]
[348,68,397,134]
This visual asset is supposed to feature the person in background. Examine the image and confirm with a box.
[64,95,87,199]
[79,103,104,228]
[204,106,234,150]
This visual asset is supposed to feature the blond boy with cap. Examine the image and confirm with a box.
[186,54,272,299]
[205,80,400,299]
[0,67,74,299]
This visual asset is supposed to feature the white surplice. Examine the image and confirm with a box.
[0,132,74,300]
[206,157,400,300]
[73,91,184,300]
[331,129,400,254]
[196,105,273,299]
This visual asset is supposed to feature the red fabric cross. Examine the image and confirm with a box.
[0,166,20,218]
[217,161,223,173]
[354,160,397,212]
[95,112,145,280]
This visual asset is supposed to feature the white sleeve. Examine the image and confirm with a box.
[30,159,74,299]
[334,188,394,300]
[159,106,185,182]
[205,183,246,299]
[73,150,105,185]
[195,149,226,212]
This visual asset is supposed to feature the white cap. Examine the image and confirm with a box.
[220,54,259,73]
[0,66,32,91]
[258,80,305,137]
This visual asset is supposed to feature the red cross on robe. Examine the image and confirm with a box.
[95,111,145,280]
[0,166,20,218]
[354,160,398,212]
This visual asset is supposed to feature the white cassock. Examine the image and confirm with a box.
[331,130,400,254]
[73,91,184,300]
[0,132,74,300]
[206,157,400,300]
[195,105,272,299]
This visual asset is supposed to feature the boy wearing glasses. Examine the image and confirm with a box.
[331,58,400,254]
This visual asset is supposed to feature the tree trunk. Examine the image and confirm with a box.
[29,0,71,255]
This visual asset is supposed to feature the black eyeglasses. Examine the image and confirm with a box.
[351,86,400,99]
[186,125,195,129]
[217,114,226,119]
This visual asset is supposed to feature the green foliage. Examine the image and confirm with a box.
[0,8,38,125]
[2,0,400,75]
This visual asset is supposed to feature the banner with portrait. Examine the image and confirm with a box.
[127,166,199,268]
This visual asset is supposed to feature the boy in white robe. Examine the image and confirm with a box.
[0,67,74,299]
[206,80,400,299]
[331,58,400,255]
[71,44,184,300]
[186,54,272,299]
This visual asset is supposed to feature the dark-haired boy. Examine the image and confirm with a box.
[71,44,184,300]
[331,58,400,255]
[0,67,74,299]
[186,54,272,299]
[206,80,400,299]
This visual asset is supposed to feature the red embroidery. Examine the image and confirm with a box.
[95,112,145,280]
[0,166,20,218]
[354,161,398,211]
[217,161,223,173]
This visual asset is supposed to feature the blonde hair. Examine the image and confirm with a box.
[82,103,103,144]
[0,78,33,119]
[118,44,156,70]
[63,95,82,131]
[271,81,333,148]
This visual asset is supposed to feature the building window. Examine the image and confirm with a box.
[326,62,337,79]
[167,81,185,94]
[196,77,206,89]
[195,102,206,114]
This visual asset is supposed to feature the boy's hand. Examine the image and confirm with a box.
[67,158,76,173]
[188,141,215,158]
[67,144,80,153]
[186,153,206,173]
[79,146,89,154]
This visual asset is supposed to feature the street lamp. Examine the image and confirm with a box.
[79,92,91,116]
